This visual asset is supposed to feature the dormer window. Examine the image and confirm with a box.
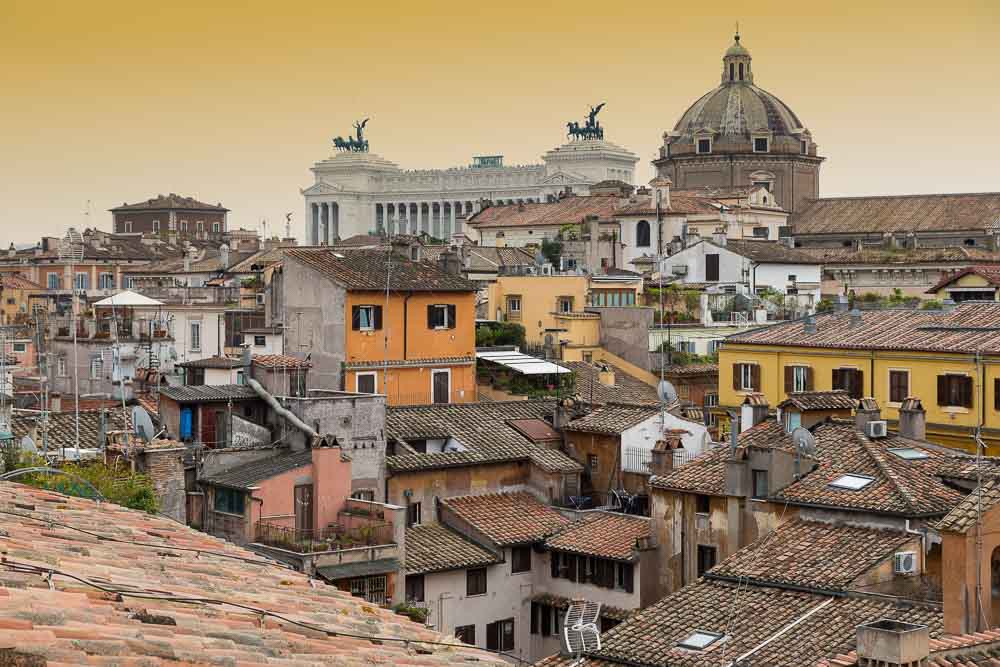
[801,140,809,155]
[697,138,712,155]
[753,137,769,153]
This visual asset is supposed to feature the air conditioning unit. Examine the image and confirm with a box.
[865,420,888,438]
[894,551,918,575]
[672,265,688,276]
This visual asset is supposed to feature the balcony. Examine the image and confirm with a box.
[254,518,394,554]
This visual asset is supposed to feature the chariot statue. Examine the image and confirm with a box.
[566,103,606,141]
[333,118,370,152]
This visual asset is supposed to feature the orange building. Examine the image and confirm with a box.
[0,274,45,324]
[281,248,477,405]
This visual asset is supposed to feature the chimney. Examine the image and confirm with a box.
[7,243,15,258]
[855,397,881,432]
[670,236,683,255]
[50,393,62,412]
[585,214,600,272]
[740,394,768,432]
[803,315,817,334]
[650,430,686,476]
[650,177,671,211]
[855,620,929,667]
[849,308,863,327]
[437,249,462,276]
[898,397,926,440]
[219,244,230,269]
[183,250,192,273]
[712,227,727,247]
[729,414,740,454]
[836,294,850,312]
[597,364,615,387]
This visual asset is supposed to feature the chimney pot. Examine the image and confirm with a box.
[898,397,926,440]
[856,620,929,666]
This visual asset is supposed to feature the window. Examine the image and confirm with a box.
[752,226,769,238]
[486,619,514,652]
[197,221,205,233]
[938,374,973,408]
[181,221,188,232]
[186,367,205,386]
[410,246,420,261]
[352,305,382,331]
[152,220,160,232]
[697,138,712,154]
[550,552,633,592]
[832,368,863,399]
[696,545,717,577]
[675,341,696,354]
[57,356,66,376]
[47,273,60,289]
[830,473,876,490]
[12,342,26,353]
[636,220,651,247]
[467,567,487,596]
[405,574,425,602]
[74,272,89,290]
[705,392,719,408]
[753,137,769,153]
[695,494,710,514]
[889,370,909,403]
[532,602,557,637]
[214,488,245,515]
[752,470,768,499]
[213,222,221,233]
[428,304,456,329]
[784,366,812,394]
[678,630,724,651]
[512,545,532,573]
[189,321,202,351]
[705,253,720,281]
[253,335,266,346]
[356,372,377,394]
[733,363,759,391]
[801,140,809,154]
[455,625,475,645]
[123,221,133,232]
[351,489,376,501]
[98,272,114,289]
[507,296,521,315]
[557,296,573,313]
[432,369,450,404]
[89,357,102,379]
[406,502,421,527]
[562,257,578,271]
[236,369,246,385]
[708,340,722,355]
[787,274,797,283]
[888,448,930,461]
[587,454,599,473]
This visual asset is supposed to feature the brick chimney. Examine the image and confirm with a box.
[739,393,768,432]
[898,397,926,441]
[650,429,686,476]
[855,397,881,432]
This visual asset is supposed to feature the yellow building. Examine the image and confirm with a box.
[928,265,1000,302]
[718,303,1000,453]
[0,274,45,324]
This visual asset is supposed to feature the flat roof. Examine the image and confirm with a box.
[475,350,571,375]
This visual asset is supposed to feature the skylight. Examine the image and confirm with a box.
[677,631,724,651]
[829,473,876,490]
[888,447,930,461]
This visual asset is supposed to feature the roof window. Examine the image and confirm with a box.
[677,630,725,651]
[888,447,930,461]
[829,473,876,490]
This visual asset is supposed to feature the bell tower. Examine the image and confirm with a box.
[721,31,753,84]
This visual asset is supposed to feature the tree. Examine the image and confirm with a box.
[476,322,526,348]
[540,238,563,267]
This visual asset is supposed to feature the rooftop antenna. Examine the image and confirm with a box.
[561,599,602,661]
[58,226,85,456]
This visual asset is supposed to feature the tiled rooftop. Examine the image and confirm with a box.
[927,264,1000,292]
[777,390,856,412]
[664,363,719,377]
[559,579,942,667]
[798,245,1000,266]
[726,302,1000,354]
[253,353,312,369]
[467,195,622,229]
[440,491,571,547]
[792,192,1000,236]
[159,384,260,403]
[933,477,1000,533]
[0,482,503,666]
[200,448,314,490]
[544,513,651,561]
[111,193,229,211]
[404,523,501,575]
[10,409,129,451]
[386,401,582,474]
[708,239,820,264]
[562,361,661,406]
[286,248,476,292]
[820,629,1000,667]
[564,404,662,435]
[176,354,243,369]
[707,519,913,592]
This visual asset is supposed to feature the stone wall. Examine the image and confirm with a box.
[140,444,187,523]
[590,306,656,372]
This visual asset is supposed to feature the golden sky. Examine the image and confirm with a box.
[2,0,998,242]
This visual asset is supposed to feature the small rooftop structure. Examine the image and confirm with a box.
[93,290,164,307]
[475,348,571,375]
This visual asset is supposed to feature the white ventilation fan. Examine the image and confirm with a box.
[790,427,817,457]
[657,380,678,405]
[561,600,602,657]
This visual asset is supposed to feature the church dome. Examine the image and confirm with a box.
[666,34,814,157]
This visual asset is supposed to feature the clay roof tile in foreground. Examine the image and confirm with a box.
[0,482,503,666]
[440,491,571,546]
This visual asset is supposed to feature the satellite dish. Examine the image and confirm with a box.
[132,406,155,443]
[562,599,602,656]
[20,435,37,453]
[657,380,678,404]
[791,427,817,457]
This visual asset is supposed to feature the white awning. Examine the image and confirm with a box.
[93,290,164,307]
[476,350,571,375]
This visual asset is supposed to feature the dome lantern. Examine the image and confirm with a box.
[722,31,753,84]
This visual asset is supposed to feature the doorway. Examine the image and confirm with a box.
[432,369,451,404]
[295,484,314,534]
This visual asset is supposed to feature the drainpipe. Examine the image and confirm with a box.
[247,377,317,439]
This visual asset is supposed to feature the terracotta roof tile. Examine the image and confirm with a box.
[664,363,719,377]
[933,477,1000,533]
[544,513,651,561]
[0,274,43,290]
[777,390,856,411]
[927,264,1000,293]
[111,193,229,212]
[404,524,500,575]
[819,629,1000,666]
[713,239,820,264]
[563,361,660,407]
[0,482,504,666]
[797,246,1000,266]
[176,354,243,369]
[707,519,913,592]
[252,353,312,369]
[564,404,661,435]
[792,192,1000,236]
[467,196,621,229]
[286,248,476,292]
[440,491,571,546]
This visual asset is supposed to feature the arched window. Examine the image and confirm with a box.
[729,63,735,81]
[739,63,744,80]
[636,220,651,248]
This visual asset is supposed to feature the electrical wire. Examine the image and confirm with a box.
[0,557,529,665]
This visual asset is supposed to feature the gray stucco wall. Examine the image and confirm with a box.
[281,257,346,392]
[589,306,656,371]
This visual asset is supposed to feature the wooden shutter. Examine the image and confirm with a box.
[805,367,814,391]
[540,605,551,637]
[351,305,361,330]
[427,304,435,328]
[937,375,948,406]
[486,622,499,651]
[623,563,634,593]
[567,555,577,582]
[732,364,741,390]
[960,376,973,408]
[373,305,383,330]
[995,378,1000,411]
[447,304,457,329]
[784,366,794,394]
[530,602,539,635]
[706,253,720,281]
[551,551,560,578]
[832,368,843,391]
[854,370,864,399]
[750,364,761,391]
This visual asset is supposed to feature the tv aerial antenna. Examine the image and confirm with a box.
[561,599,602,660]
